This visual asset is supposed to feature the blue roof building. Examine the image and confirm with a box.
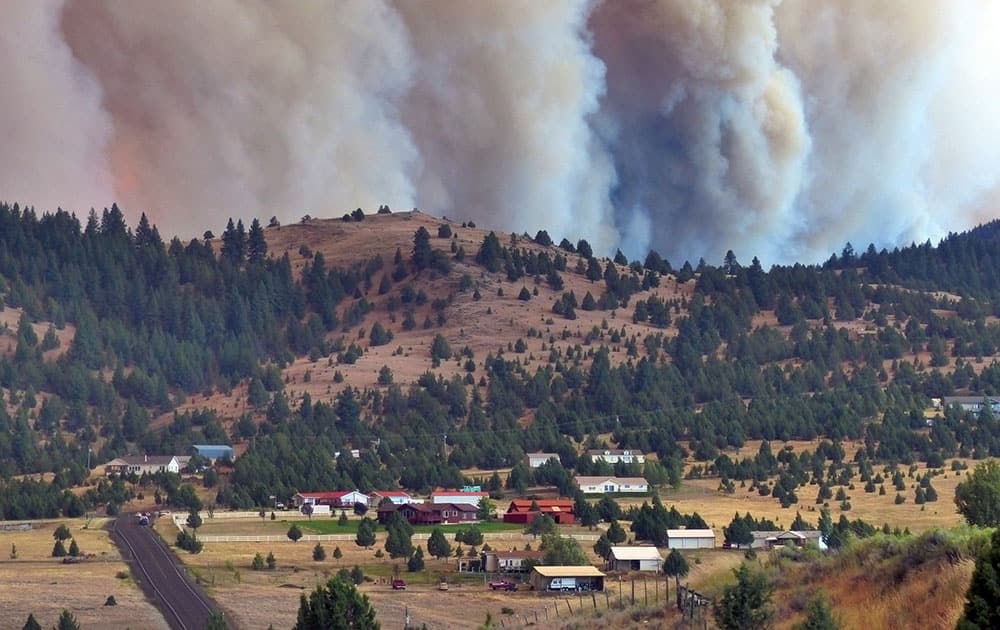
[192,444,235,461]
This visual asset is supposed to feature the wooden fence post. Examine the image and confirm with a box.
[631,578,635,605]
[566,598,573,613]
[643,575,648,606]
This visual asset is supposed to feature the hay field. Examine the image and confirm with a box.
[0,519,167,630]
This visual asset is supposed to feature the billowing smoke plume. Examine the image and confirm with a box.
[2,1,999,264]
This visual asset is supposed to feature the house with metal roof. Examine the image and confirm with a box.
[607,546,662,572]
[430,490,489,506]
[192,444,234,461]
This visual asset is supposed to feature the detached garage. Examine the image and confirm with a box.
[666,529,716,550]
[607,546,662,572]
[530,566,605,592]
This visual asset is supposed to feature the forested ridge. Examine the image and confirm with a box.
[4,200,1000,518]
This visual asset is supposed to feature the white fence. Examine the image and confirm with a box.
[190,531,600,544]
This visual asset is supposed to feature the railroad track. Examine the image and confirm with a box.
[113,516,218,630]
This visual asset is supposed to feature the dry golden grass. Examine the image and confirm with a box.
[155,210,693,430]
[770,539,974,630]
[0,518,167,630]
[663,443,971,536]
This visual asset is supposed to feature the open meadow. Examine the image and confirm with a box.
[0,518,167,630]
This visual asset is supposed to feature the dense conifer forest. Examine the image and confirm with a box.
[4,201,1000,519]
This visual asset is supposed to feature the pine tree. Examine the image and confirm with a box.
[407,546,425,572]
[55,610,81,630]
[412,227,433,270]
[475,232,503,273]
[247,218,267,264]
[663,549,689,606]
[385,522,413,559]
[294,578,378,630]
[68,538,80,557]
[957,528,1000,629]
[287,524,303,542]
[22,613,41,630]
[312,543,326,561]
[713,564,774,630]
[593,533,612,560]
[427,528,452,560]
[356,518,376,549]
[795,591,841,630]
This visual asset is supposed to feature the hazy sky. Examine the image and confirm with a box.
[3,0,999,265]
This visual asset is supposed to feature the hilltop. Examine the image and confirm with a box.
[165,210,694,426]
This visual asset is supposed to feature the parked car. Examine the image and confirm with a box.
[489,580,518,592]
[391,579,407,590]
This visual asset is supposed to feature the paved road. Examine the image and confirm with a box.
[113,515,219,630]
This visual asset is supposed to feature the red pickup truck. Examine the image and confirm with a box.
[489,580,518,592]
[391,579,407,590]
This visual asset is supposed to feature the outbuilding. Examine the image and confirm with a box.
[529,566,605,592]
[607,546,662,572]
[666,529,716,550]
[192,444,235,461]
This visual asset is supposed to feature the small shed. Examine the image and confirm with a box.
[666,529,716,550]
[529,566,605,592]
[607,546,662,572]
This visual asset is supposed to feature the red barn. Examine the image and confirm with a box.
[503,498,576,525]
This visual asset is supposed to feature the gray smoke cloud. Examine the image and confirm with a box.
[1,0,998,264]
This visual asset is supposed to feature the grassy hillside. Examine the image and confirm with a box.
[4,201,1000,520]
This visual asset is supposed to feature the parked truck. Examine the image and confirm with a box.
[548,578,577,592]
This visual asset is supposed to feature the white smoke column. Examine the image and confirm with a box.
[590,0,810,264]
[776,0,1000,258]
[395,0,618,251]
[0,0,113,213]
[4,1,1000,264]
[60,0,419,233]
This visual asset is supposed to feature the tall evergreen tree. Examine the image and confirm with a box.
[247,218,267,264]
[411,227,432,271]
[713,564,774,630]
[294,578,379,630]
[957,528,1000,630]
